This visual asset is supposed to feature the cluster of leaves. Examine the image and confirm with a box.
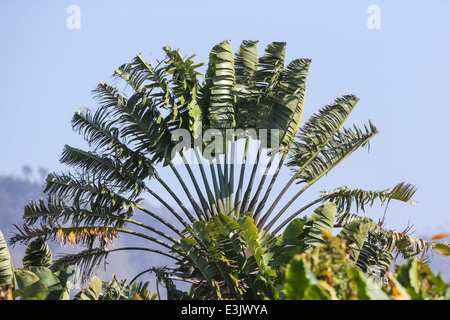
[1,221,449,300]
[283,237,450,300]
[156,205,449,300]
[283,234,360,299]
[170,213,279,299]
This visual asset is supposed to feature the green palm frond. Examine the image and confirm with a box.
[336,218,373,264]
[92,82,173,163]
[259,58,311,151]
[44,172,140,212]
[288,95,360,167]
[243,58,311,220]
[303,202,337,249]
[0,230,14,286]
[126,52,170,100]
[72,106,122,152]
[205,40,236,131]
[114,59,148,94]
[335,211,436,262]
[234,40,259,87]
[320,182,418,214]
[234,40,260,129]
[60,145,149,196]
[258,95,365,229]
[295,121,378,184]
[72,108,156,176]
[240,42,287,132]
[265,123,377,233]
[119,93,172,162]
[92,81,127,110]
[23,197,141,231]
[253,42,286,92]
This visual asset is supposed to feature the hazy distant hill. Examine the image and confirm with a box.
[0,173,448,292]
[0,175,44,239]
[0,175,45,274]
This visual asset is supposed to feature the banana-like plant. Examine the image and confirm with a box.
[283,237,450,300]
[9,40,443,296]
[0,230,15,288]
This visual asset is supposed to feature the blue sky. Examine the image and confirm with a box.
[0,0,449,256]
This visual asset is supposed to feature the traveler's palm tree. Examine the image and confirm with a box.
[11,40,437,298]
